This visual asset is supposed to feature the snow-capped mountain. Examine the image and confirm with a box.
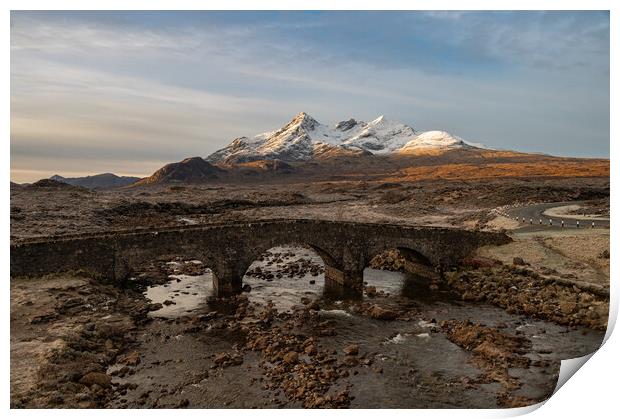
[206,112,482,164]
[396,131,475,154]
[206,112,418,164]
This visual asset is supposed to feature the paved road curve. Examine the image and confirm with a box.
[499,201,609,231]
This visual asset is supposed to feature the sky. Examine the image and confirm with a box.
[10,11,610,183]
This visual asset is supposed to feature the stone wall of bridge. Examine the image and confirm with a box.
[10,220,511,295]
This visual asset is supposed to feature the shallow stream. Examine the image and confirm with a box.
[113,246,603,408]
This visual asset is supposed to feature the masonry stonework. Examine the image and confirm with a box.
[10,219,511,296]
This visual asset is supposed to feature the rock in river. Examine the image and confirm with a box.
[368,305,398,321]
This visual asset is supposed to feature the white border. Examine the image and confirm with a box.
[3,1,616,418]
[3,0,619,11]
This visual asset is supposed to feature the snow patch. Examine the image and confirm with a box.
[397,131,465,152]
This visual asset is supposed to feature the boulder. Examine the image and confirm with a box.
[117,350,141,366]
[79,372,112,389]
[343,344,359,356]
[283,351,299,364]
[368,305,398,321]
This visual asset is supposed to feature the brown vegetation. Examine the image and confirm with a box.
[382,160,609,183]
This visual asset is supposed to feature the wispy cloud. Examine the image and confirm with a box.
[419,11,609,73]
[10,11,609,183]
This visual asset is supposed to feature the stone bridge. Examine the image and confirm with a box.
[10,219,511,295]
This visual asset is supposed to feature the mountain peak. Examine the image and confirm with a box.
[396,130,477,155]
[181,156,209,164]
[288,112,319,131]
[335,118,358,131]
[370,115,387,124]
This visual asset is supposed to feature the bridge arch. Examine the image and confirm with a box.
[363,245,440,299]
[114,249,227,297]
[241,244,328,306]
[227,241,337,295]
[364,241,435,269]
[375,246,433,267]
[363,242,438,279]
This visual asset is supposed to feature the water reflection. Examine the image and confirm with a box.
[242,246,325,312]
[144,271,214,318]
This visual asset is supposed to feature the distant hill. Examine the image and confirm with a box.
[30,178,85,189]
[50,173,140,189]
[133,157,226,185]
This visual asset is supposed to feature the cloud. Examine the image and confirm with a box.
[10,11,609,183]
[419,11,609,74]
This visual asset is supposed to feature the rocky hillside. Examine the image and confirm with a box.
[134,157,226,185]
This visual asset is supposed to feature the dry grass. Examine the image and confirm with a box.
[381,160,609,182]
[479,230,610,288]
[542,233,610,280]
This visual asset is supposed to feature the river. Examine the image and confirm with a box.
[109,246,603,408]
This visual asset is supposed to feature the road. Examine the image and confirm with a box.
[497,201,609,231]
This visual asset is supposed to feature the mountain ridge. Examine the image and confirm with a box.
[50,173,140,189]
[206,112,482,164]
[207,112,419,164]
